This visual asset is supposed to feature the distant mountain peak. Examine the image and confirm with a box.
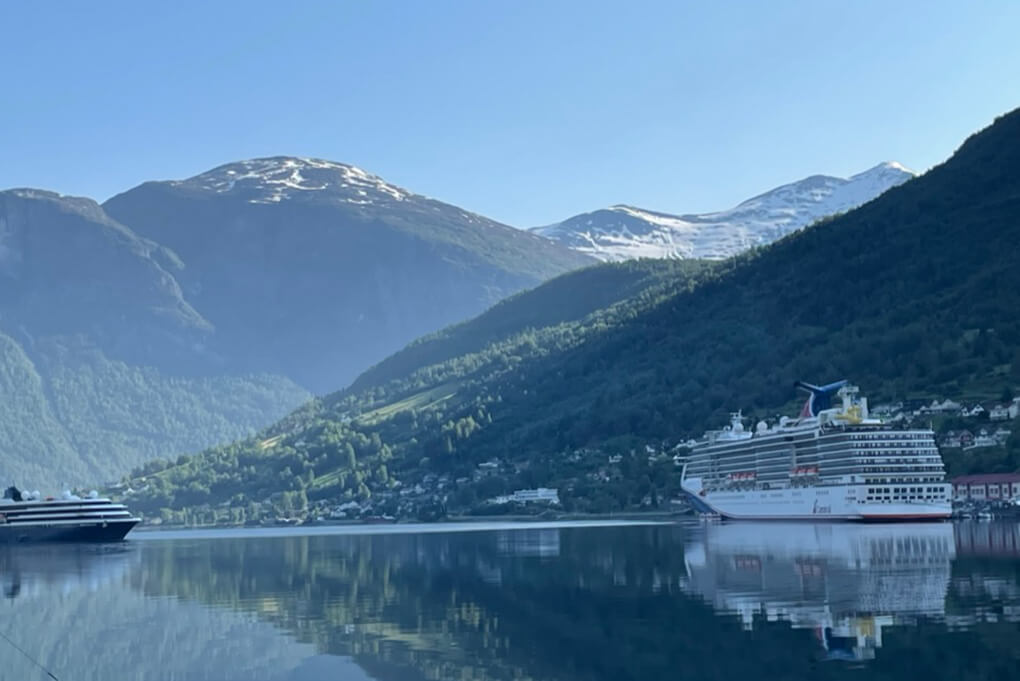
[174,156,410,205]
[535,162,916,261]
[849,160,915,181]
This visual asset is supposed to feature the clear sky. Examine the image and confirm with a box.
[1,1,1018,226]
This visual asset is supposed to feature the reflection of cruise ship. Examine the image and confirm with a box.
[680,381,952,520]
[0,544,137,599]
[681,522,955,660]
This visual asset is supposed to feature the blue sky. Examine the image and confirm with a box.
[1,1,1018,226]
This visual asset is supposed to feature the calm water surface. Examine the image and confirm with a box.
[1,520,1019,681]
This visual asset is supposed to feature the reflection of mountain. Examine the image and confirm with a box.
[133,524,1020,680]
[134,526,703,681]
[7,523,1020,681]
[681,523,956,660]
[0,544,339,681]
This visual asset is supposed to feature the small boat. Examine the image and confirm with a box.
[0,486,139,543]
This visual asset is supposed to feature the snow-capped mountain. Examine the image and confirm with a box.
[172,156,413,206]
[534,162,916,261]
[103,156,591,392]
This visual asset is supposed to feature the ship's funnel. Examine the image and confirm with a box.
[795,380,848,418]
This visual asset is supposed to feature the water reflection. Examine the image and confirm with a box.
[955,521,1020,557]
[0,544,136,599]
[0,522,1017,681]
[0,542,350,681]
[681,522,955,660]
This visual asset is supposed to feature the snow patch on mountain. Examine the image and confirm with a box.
[534,162,916,261]
[174,157,411,205]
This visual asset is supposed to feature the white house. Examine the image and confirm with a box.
[490,488,560,505]
[990,405,1012,421]
[871,402,903,417]
[966,429,999,450]
[923,399,962,415]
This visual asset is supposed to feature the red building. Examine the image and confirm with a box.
[951,473,1020,502]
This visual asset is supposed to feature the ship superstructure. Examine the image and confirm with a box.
[680,381,952,521]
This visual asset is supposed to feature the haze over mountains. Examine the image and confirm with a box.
[0,159,589,487]
[534,162,915,261]
[102,156,590,392]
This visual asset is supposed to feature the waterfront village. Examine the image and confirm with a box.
[117,395,1020,527]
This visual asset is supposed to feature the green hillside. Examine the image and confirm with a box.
[0,331,309,488]
[0,332,82,485]
[125,109,1020,517]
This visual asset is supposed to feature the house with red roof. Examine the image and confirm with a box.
[952,473,1020,502]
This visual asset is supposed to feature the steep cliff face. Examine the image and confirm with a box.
[0,189,210,369]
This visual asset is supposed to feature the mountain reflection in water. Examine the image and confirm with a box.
[0,521,1017,681]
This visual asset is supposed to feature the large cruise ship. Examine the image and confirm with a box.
[680,381,952,521]
[0,486,139,543]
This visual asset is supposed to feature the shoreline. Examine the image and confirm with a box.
[132,510,688,532]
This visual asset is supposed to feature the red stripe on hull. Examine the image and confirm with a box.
[858,514,952,521]
[712,513,950,522]
[683,489,950,522]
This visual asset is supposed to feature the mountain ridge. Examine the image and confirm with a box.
[0,156,594,487]
[534,161,916,261]
[103,156,592,392]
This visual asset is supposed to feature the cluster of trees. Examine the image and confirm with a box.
[127,108,1020,517]
[0,330,308,489]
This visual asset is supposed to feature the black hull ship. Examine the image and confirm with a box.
[0,486,139,543]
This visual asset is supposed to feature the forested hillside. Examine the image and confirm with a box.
[0,330,309,488]
[126,109,1020,517]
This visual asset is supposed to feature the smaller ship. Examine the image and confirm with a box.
[0,486,139,543]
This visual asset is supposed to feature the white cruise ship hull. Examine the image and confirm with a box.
[682,482,951,521]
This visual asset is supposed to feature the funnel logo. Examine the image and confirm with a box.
[795,380,848,418]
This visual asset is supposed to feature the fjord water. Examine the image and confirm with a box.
[2,522,1019,681]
